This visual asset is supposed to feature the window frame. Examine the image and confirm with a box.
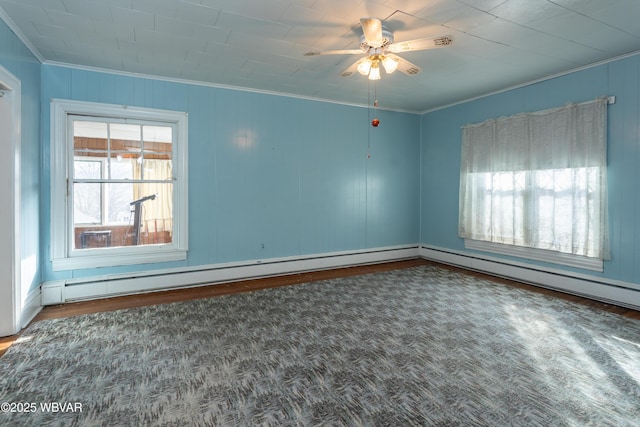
[50,99,188,271]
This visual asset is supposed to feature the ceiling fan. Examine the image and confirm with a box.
[305,18,453,80]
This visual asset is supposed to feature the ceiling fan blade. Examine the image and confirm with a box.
[304,49,365,56]
[389,54,422,76]
[388,35,453,53]
[360,18,383,47]
[340,57,367,77]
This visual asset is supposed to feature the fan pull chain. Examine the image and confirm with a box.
[371,81,380,127]
[367,81,380,159]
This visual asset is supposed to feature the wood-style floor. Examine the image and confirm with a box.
[2,258,639,358]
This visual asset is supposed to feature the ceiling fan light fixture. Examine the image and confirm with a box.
[382,56,399,74]
[368,61,381,80]
[357,59,372,76]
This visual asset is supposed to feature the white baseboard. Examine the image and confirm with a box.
[41,245,420,305]
[420,245,640,310]
[20,288,41,328]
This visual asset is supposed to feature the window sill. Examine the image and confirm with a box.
[52,248,187,271]
[464,239,603,272]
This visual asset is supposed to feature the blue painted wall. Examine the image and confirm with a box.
[421,54,640,285]
[9,11,638,290]
[41,65,420,281]
[0,20,41,295]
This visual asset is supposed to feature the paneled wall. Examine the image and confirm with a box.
[421,54,640,285]
[41,65,420,282]
[10,14,639,292]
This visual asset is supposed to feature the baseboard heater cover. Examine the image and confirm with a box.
[41,245,420,305]
[420,245,640,311]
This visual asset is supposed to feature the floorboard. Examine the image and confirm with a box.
[1,258,638,358]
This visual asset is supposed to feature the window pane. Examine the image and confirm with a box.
[143,143,172,163]
[143,125,172,143]
[73,160,102,228]
[107,183,134,225]
[131,182,173,245]
[111,139,143,159]
[74,160,101,179]
[74,121,108,160]
[142,126,173,179]
[110,157,134,180]
[109,124,142,177]
[73,121,107,139]
[142,159,172,181]
[110,123,141,141]
[73,182,101,225]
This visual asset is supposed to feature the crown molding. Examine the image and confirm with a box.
[420,49,640,115]
[43,60,420,114]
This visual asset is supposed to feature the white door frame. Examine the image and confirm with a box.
[0,65,21,337]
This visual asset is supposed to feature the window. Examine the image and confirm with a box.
[458,98,609,271]
[51,100,188,270]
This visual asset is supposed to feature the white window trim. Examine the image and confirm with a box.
[464,239,603,272]
[50,99,188,271]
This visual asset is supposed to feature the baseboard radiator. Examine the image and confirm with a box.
[41,245,420,305]
[420,245,640,311]
[39,244,640,311]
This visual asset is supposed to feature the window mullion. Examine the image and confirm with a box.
[140,129,144,181]
[107,123,112,180]
[101,157,107,225]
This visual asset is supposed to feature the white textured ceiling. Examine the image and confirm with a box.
[1,0,639,112]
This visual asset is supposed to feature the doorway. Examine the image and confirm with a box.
[0,65,21,337]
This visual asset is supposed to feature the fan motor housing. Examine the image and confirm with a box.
[360,27,394,51]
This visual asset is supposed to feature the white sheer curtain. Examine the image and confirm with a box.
[459,97,609,259]
[133,159,173,236]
